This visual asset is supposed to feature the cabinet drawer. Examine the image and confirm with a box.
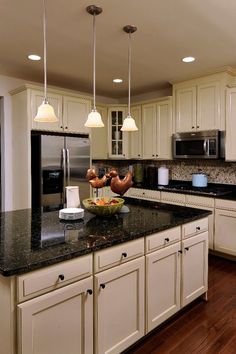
[182,218,208,239]
[146,226,181,253]
[94,238,144,273]
[185,195,214,208]
[143,189,161,201]
[17,254,92,303]
[161,192,186,205]
[215,198,236,211]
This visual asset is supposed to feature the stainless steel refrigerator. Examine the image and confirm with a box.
[31,131,90,210]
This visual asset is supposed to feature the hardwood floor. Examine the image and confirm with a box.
[124,255,236,354]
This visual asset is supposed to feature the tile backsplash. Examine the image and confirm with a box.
[93,159,236,185]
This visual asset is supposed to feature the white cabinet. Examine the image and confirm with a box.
[181,232,208,307]
[142,98,172,159]
[31,89,63,131]
[173,72,232,133]
[108,106,128,158]
[129,105,142,158]
[94,257,145,354]
[161,191,186,206]
[18,277,93,354]
[30,88,91,133]
[226,87,236,161]
[215,208,236,256]
[146,242,181,332]
[91,105,108,159]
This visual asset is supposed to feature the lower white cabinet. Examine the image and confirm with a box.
[181,232,208,307]
[94,257,145,354]
[146,242,181,332]
[215,209,236,256]
[17,277,93,354]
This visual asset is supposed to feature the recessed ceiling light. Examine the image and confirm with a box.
[113,78,123,83]
[28,54,41,61]
[182,56,196,63]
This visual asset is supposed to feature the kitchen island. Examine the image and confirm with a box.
[0,198,211,354]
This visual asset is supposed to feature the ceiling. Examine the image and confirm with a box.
[1,0,236,98]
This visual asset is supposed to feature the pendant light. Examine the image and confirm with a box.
[121,25,138,131]
[84,5,104,128]
[34,0,58,123]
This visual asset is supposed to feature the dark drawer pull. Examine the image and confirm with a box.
[58,274,65,281]
[100,283,106,289]
[196,226,201,231]
[165,238,170,242]
[87,289,93,295]
[185,247,189,251]
[178,250,183,254]
[122,252,127,258]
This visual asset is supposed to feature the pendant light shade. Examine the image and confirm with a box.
[84,5,104,128]
[34,0,58,123]
[121,25,138,132]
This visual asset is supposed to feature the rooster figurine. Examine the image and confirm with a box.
[110,171,133,196]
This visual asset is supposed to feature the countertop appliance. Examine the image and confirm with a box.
[31,131,90,210]
[172,130,225,159]
[158,166,169,186]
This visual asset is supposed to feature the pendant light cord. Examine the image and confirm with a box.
[128,31,131,117]
[43,0,48,103]
[93,13,96,111]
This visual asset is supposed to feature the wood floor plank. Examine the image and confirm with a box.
[123,255,236,354]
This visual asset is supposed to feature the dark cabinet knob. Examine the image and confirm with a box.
[122,252,127,258]
[65,126,68,129]
[197,126,200,128]
[152,154,155,157]
[60,126,63,129]
[87,289,93,295]
[100,283,106,289]
[138,154,140,157]
[185,247,189,251]
[192,126,194,129]
[178,250,183,254]
[58,274,65,281]
[196,226,201,231]
[156,154,158,157]
[165,238,170,242]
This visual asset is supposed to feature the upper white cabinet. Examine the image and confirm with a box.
[11,85,91,134]
[129,105,142,159]
[91,105,108,159]
[142,98,172,159]
[226,86,236,161]
[108,106,129,158]
[31,90,63,131]
[173,71,233,133]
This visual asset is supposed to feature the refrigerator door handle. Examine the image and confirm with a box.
[66,148,70,185]
[62,148,66,202]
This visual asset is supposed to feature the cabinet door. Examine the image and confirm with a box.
[197,81,220,130]
[186,204,214,250]
[18,277,93,354]
[142,103,156,158]
[31,89,63,131]
[146,243,181,332]
[91,105,108,159]
[226,88,236,161]
[130,105,142,158]
[175,86,196,132]
[156,100,172,159]
[108,107,128,158]
[215,209,236,256]
[94,257,145,354]
[63,96,91,133]
[181,232,208,307]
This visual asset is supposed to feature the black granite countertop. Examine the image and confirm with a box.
[132,180,236,200]
[0,197,211,277]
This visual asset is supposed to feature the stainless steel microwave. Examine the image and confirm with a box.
[172,130,225,159]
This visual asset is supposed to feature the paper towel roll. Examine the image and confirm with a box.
[66,186,80,208]
[158,167,169,186]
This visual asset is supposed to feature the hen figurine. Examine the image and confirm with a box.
[86,168,107,189]
[110,171,133,196]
